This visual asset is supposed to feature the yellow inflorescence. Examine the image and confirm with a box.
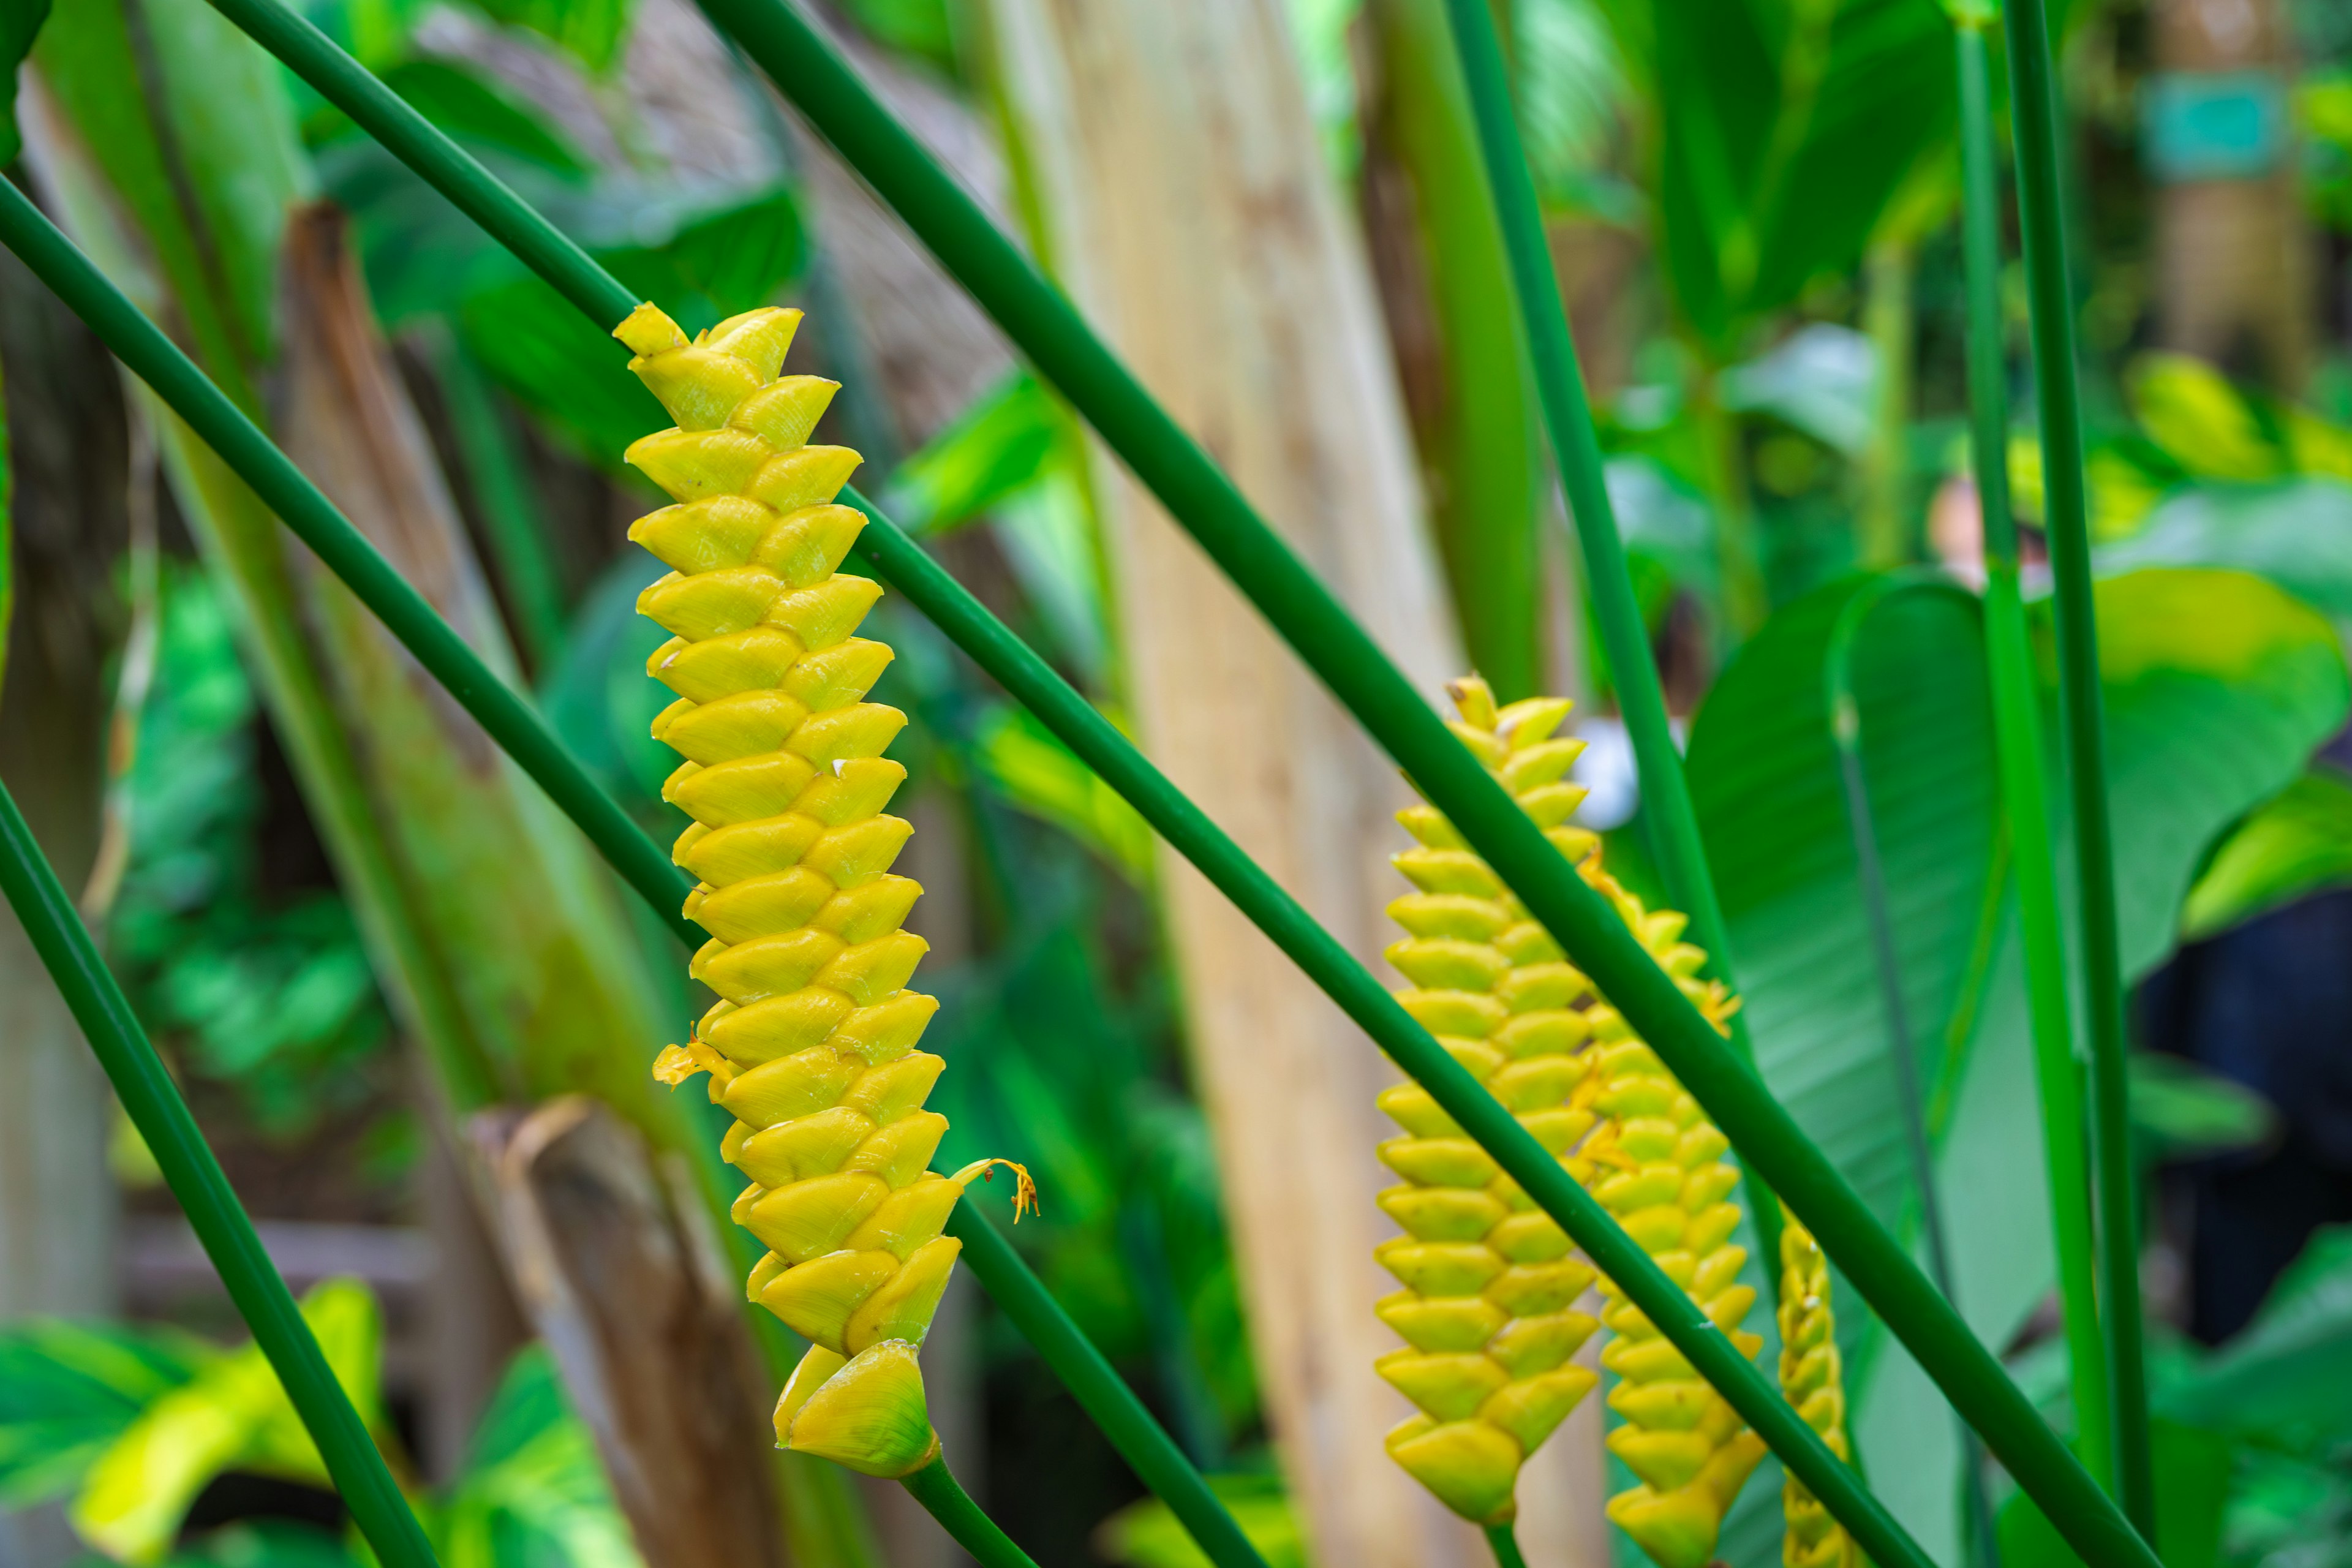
[620,301,1020,1479]
[1374,679,1605,1525]
[1777,1215,1862,1568]
[1373,678,1766,1566]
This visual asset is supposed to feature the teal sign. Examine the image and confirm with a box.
[2143,70,2288,181]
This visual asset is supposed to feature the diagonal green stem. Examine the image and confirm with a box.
[1483,1523,1529,1568]
[1952,16,2113,1494]
[944,1200,1269,1568]
[111,10,2150,1562]
[0,170,1939,1568]
[1992,0,2155,1527]
[1431,0,1785,1281]
[900,1455,1037,1568]
[0,782,439,1568]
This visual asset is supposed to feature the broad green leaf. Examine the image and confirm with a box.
[884,371,1063,535]
[2101,479,2352,621]
[0,1321,211,1506]
[2128,1052,2277,1160]
[2181,767,2352,940]
[1594,0,1954,354]
[304,58,589,177]
[2128,353,2285,483]
[973,703,1154,882]
[1097,1474,1305,1568]
[2170,1226,2352,1447]
[0,0,48,163]
[1687,567,2349,1555]
[437,1348,641,1568]
[453,184,805,462]
[459,0,633,73]
[72,1281,386,1565]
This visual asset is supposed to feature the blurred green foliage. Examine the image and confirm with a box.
[0,1295,639,1568]
[104,567,394,1142]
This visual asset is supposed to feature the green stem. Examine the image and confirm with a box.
[899,1456,1038,1568]
[1861,239,1916,568]
[127,11,2147,1562]
[945,1199,1269,1568]
[436,333,567,666]
[1953,18,2114,1494]
[1484,1523,1529,1568]
[0,783,439,1568]
[1992,0,2155,1529]
[1431,0,1784,1281]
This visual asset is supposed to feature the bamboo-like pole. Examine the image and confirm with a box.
[1992,0,2157,1526]
[0,168,1937,1568]
[92,10,2154,1561]
[1429,0,1787,1279]
[0,782,438,1568]
[1951,13,2114,1493]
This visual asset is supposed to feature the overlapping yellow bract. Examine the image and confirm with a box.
[619,301,1021,1479]
[1373,678,1769,1567]
[1778,1215,1863,1568]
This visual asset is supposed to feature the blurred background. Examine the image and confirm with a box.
[3,0,2352,1566]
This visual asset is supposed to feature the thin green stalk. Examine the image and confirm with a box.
[1826,576,2002,1568]
[435,334,567,666]
[129,13,2147,1562]
[1484,1523,1529,1568]
[1993,0,2155,1528]
[944,1200,1270,1568]
[0,782,438,1568]
[1427,0,1785,1276]
[1952,15,2113,1493]
[900,1457,1037,1568]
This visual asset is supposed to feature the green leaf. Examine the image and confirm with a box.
[0,1320,211,1507]
[884,371,1063,534]
[458,0,633,73]
[2181,766,2352,940]
[1597,0,1955,353]
[2101,479,2352,621]
[1096,1474,1305,1568]
[2171,1226,2352,1447]
[437,1347,642,1568]
[972,703,1155,882]
[70,1281,386,1566]
[455,184,806,462]
[2128,1052,2277,1160]
[306,58,589,176]
[2128,353,2286,483]
[0,0,50,164]
[1686,567,2349,1555]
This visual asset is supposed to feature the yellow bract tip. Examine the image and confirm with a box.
[614,302,688,358]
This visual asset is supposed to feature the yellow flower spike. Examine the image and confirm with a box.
[1374,677,1766,1562]
[624,301,1020,1472]
[1777,1215,1864,1568]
